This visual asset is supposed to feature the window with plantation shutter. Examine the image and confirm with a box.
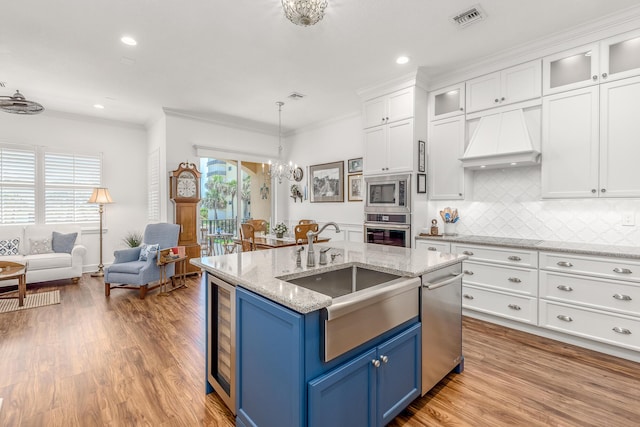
[148,148,160,221]
[44,152,102,223]
[0,147,36,224]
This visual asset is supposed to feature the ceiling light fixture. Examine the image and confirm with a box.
[121,36,137,46]
[264,101,297,184]
[282,0,328,26]
[396,56,410,65]
[0,90,44,115]
[93,104,105,109]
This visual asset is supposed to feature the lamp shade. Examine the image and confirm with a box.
[88,187,113,204]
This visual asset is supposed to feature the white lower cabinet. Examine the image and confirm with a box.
[452,243,539,325]
[414,239,450,253]
[539,251,640,352]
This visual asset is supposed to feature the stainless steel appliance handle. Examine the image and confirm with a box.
[364,222,410,230]
[424,272,464,290]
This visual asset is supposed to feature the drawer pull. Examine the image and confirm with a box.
[464,270,474,275]
[508,277,521,283]
[507,304,521,311]
[612,326,631,335]
[463,294,474,300]
[557,261,573,267]
[557,285,573,292]
[507,256,522,261]
[462,251,474,256]
[427,247,437,251]
[556,315,573,322]
[613,267,632,274]
[613,293,632,301]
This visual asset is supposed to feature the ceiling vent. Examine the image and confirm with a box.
[287,92,305,100]
[452,4,486,28]
[0,81,6,88]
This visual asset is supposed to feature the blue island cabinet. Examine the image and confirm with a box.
[236,287,421,427]
[308,323,421,427]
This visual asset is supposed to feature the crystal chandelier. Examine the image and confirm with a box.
[282,0,328,27]
[265,101,297,184]
[0,90,44,115]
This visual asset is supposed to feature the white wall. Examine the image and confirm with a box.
[0,110,148,271]
[280,113,364,237]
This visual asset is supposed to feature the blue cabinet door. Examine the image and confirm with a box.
[377,323,421,426]
[236,288,304,427]
[308,348,377,427]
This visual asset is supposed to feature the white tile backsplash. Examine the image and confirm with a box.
[427,166,640,246]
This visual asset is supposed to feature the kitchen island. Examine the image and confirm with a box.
[191,241,466,427]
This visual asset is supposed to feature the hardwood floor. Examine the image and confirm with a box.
[0,275,638,426]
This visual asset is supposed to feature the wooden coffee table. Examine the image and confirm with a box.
[0,261,28,307]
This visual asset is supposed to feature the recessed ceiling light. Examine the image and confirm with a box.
[396,56,410,65]
[510,162,517,166]
[93,104,104,109]
[480,165,486,168]
[121,36,137,46]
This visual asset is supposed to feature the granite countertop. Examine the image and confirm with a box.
[191,241,466,314]
[415,234,640,259]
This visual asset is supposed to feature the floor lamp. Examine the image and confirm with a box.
[88,187,113,277]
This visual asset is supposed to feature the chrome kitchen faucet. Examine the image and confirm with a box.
[306,222,341,267]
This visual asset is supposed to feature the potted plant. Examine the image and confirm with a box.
[122,231,143,248]
[273,222,288,239]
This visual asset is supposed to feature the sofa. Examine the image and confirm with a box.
[0,225,86,288]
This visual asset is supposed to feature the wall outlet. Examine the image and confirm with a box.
[622,212,635,226]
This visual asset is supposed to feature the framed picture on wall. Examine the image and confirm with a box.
[347,157,363,174]
[309,161,344,203]
[417,173,426,193]
[348,174,363,201]
[418,140,426,172]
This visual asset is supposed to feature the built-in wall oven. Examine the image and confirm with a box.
[364,174,411,248]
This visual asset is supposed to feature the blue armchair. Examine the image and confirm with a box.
[104,223,180,299]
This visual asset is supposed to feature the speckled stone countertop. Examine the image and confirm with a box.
[415,234,640,259]
[190,241,466,314]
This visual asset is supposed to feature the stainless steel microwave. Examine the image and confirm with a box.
[365,174,411,213]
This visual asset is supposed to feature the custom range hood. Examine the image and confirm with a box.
[460,108,540,169]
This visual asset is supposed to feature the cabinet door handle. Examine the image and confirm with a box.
[463,294,474,300]
[460,107,464,111]
[427,246,437,251]
[592,75,598,81]
[613,293,632,301]
[508,277,521,283]
[557,261,573,267]
[557,314,573,322]
[612,326,631,335]
[602,72,608,79]
[464,270,474,275]
[494,98,499,103]
[508,256,522,261]
[462,250,474,256]
[507,304,521,311]
[379,355,389,364]
[591,189,597,193]
[613,267,632,274]
[601,188,606,193]
[371,359,381,368]
[557,284,573,292]
[501,97,505,102]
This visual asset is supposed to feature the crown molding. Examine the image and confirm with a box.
[287,110,361,137]
[163,107,278,136]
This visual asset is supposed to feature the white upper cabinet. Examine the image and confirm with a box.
[466,60,541,113]
[543,29,640,96]
[428,83,465,121]
[363,88,414,129]
[428,116,465,200]
[363,119,414,175]
[541,75,640,198]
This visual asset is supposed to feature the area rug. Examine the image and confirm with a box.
[0,290,60,314]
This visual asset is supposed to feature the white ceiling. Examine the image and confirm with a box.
[2,0,640,132]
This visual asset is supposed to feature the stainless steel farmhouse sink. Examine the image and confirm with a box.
[280,265,421,361]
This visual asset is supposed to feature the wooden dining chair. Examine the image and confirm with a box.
[239,223,257,252]
[294,223,319,244]
[246,219,268,235]
[298,219,316,225]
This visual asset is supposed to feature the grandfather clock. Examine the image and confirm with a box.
[170,162,202,275]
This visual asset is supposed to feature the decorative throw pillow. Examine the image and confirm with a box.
[29,238,54,255]
[52,231,78,254]
[138,243,159,261]
[0,238,20,256]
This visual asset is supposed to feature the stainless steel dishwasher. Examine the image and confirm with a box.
[421,262,464,395]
